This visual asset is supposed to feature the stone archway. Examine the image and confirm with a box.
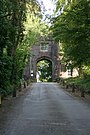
[36,57,53,82]
[23,36,60,82]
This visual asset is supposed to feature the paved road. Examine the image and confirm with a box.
[0,82,90,135]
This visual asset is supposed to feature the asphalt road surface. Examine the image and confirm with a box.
[0,82,90,135]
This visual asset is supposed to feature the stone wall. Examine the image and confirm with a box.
[23,36,60,82]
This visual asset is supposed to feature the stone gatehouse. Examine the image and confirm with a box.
[23,36,60,82]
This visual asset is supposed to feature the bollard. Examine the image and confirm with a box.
[0,91,1,106]
[72,83,75,93]
[66,84,68,89]
[24,81,26,88]
[13,84,17,97]
[27,80,29,86]
[19,83,22,92]
[81,88,85,97]
[19,79,23,91]
[62,80,65,86]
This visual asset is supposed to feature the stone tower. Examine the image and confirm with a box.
[23,36,60,82]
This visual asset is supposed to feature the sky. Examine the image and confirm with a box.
[37,0,56,24]
[37,0,55,15]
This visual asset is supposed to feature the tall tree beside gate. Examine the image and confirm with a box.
[51,0,90,76]
[0,0,41,97]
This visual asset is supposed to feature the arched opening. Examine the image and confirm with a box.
[36,59,52,82]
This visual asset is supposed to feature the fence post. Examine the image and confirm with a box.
[81,88,85,97]
[66,84,68,89]
[0,90,1,106]
[24,81,26,88]
[13,84,17,97]
[62,80,65,86]
[72,83,75,93]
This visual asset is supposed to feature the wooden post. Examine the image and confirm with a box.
[0,90,1,106]
[81,88,85,97]
[24,81,26,88]
[27,80,29,86]
[62,80,65,86]
[19,79,23,92]
[66,84,68,89]
[72,83,75,93]
[13,84,17,97]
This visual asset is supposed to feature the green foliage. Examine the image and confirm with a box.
[0,0,41,97]
[0,54,13,96]
[64,76,90,92]
[51,0,90,76]
[0,0,50,97]
[37,60,52,82]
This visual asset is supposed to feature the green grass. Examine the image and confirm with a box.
[64,76,90,92]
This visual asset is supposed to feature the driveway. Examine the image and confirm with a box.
[0,82,90,135]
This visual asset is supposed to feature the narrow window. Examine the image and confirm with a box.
[40,43,48,52]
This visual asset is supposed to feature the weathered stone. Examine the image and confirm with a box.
[23,36,60,82]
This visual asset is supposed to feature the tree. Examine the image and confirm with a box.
[0,0,41,97]
[37,60,52,82]
[51,0,90,76]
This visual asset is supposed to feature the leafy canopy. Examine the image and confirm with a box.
[51,0,90,74]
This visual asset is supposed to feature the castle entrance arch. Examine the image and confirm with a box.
[36,57,52,82]
[23,37,60,82]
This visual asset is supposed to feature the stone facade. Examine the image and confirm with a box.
[23,37,60,82]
